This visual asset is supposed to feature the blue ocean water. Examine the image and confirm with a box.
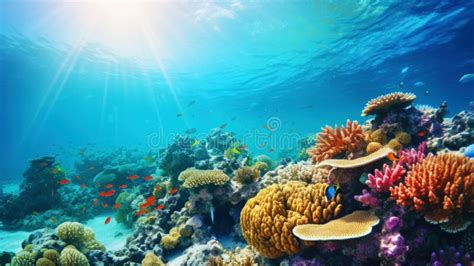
[1,1,473,181]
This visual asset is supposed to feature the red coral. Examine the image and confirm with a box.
[390,153,474,225]
[308,120,365,163]
[367,163,406,193]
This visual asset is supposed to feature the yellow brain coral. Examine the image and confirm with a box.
[43,249,59,263]
[11,251,35,266]
[36,257,55,266]
[141,252,165,266]
[240,182,343,259]
[292,210,380,241]
[362,92,416,117]
[59,246,89,266]
[56,222,85,246]
[179,168,230,188]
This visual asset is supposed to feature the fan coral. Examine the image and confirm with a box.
[234,166,260,185]
[366,163,405,193]
[178,168,230,188]
[59,246,89,266]
[308,120,365,163]
[240,182,343,259]
[390,153,474,231]
[141,252,165,266]
[292,210,379,241]
[361,92,416,117]
[277,162,328,184]
[354,189,381,208]
[316,147,394,169]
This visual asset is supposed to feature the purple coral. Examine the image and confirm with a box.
[354,189,381,208]
[430,246,471,266]
[366,163,405,193]
[398,142,428,169]
[378,216,409,265]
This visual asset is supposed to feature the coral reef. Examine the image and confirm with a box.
[292,210,379,241]
[276,162,328,184]
[308,120,365,163]
[361,92,416,117]
[240,182,343,258]
[390,153,474,232]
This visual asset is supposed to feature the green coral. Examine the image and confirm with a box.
[59,246,89,266]
[11,251,35,266]
[35,257,55,266]
[56,222,85,246]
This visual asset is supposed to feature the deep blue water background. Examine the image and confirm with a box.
[1,0,473,182]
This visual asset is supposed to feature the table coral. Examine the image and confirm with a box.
[390,153,474,232]
[240,182,343,259]
[292,210,379,241]
[179,168,230,188]
[308,120,365,163]
[366,163,405,193]
[361,92,416,117]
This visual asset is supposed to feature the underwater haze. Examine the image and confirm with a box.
[1,1,474,265]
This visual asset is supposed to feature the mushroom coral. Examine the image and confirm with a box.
[308,120,365,163]
[390,153,474,232]
[240,182,343,259]
[178,168,229,188]
[361,92,416,117]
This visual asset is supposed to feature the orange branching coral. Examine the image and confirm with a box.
[240,182,343,259]
[390,153,474,232]
[362,92,416,117]
[308,120,365,163]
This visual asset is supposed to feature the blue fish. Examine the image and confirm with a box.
[325,185,339,201]
[464,144,474,158]
[210,205,215,224]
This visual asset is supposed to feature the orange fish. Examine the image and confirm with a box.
[155,204,165,210]
[135,209,148,216]
[418,130,426,137]
[145,196,156,203]
[80,183,87,189]
[119,184,128,189]
[92,199,99,207]
[168,188,178,195]
[102,203,109,208]
[59,179,70,185]
[75,175,81,180]
[127,175,139,180]
[387,152,399,162]
[113,203,121,209]
[140,201,154,208]
[105,184,113,188]
[143,175,153,181]
[104,216,111,224]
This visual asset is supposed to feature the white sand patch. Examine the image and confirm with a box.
[85,214,133,251]
[0,229,33,252]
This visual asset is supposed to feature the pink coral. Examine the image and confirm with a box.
[355,189,381,208]
[366,163,406,193]
[398,142,428,169]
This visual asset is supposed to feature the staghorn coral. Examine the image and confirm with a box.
[308,120,365,163]
[179,168,230,188]
[141,252,165,266]
[240,182,343,259]
[292,210,379,241]
[390,153,474,232]
[59,246,89,266]
[361,92,416,117]
[234,166,260,185]
[276,162,328,184]
[366,163,405,193]
[316,147,394,169]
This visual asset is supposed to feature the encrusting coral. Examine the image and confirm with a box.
[390,153,474,232]
[292,210,379,241]
[307,120,365,163]
[178,168,230,188]
[316,147,394,169]
[361,92,416,117]
[276,162,328,184]
[240,181,343,259]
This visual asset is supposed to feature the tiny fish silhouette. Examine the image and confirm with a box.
[59,179,70,185]
[104,216,111,224]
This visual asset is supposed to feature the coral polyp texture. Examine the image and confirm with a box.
[316,147,394,169]
[308,120,365,163]
[240,182,343,259]
[276,162,328,184]
[292,210,379,241]
[390,153,474,232]
[361,92,416,117]
[178,168,230,188]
